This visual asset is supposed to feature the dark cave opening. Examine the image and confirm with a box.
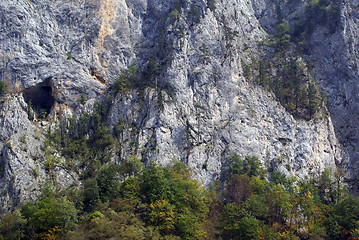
[23,80,55,118]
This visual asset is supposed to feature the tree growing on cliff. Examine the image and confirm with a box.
[0,81,5,95]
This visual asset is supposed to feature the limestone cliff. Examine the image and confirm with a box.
[0,0,357,211]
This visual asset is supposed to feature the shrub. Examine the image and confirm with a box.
[0,82,5,95]
[83,179,100,212]
[20,185,78,238]
[276,22,290,50]
[208,0,216,11]
[113,65,136,93]
[96,164,121,202]
[224,154,266,179]
[189,4,201,23]
[0,209,26,240]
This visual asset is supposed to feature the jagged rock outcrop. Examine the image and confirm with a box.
[0,0,357,211]
[0,96,76,212]
[250,0,359,190]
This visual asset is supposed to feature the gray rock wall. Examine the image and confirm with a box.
[251,0,359,189]
[0,0,357,210]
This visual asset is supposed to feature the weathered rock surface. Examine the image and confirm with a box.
[0,96,76,211]
[0,0,357,210]
[251,0,359,189]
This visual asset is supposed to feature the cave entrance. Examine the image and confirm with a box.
[23,79,55,119]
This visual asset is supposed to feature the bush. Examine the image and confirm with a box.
[119,155,143,179]
[208,0,216,11]
[276,22,290,50]
[224,155,266,179]
[189,4,201,23]
[112,65,136,94]
[0,82,5,95]
[20,185,78,238]
[83,179,100,212]
[96,164,121,202]
[0,209,26,240]
[141,162,209,238]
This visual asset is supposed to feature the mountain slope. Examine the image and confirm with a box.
[0,0,357,211]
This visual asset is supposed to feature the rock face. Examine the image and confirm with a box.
[0,96,76,212]
[0,0,357,210]
[317,1,359,190]
[251,0,359,190]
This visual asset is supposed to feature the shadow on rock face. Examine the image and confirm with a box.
[22,78,55,118]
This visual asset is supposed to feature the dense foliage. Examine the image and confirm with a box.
[242,16,326,120]
[1,155,359,240]
[241,0,340,120]
[242,55,325,120]
[45,95,116,179]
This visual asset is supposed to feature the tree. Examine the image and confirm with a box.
[0,209,26,240]
[267,184,291,225]
[258,60,271,88]
[237,216,261,240]
[189,4,201,23]
[325,196,359,239]
[222,204,261,240]
[308,82,320,117]
[112,64,137,93]
[144,56,160,79]
[317,169,334,203]
[148,199,176,234]
[277,23,290,50]
[119,155,143,179]
[176,209,207,239]
[0,81,5,95]
[243,194,269,220]
[83,179,100,212]
[140,164,170,203]
[120,177,141,201]
[225,174,254,205]
[199,43,210,63]
[140,162,208,238]
[224,154,266,179]
[208,0,216,11]
[96,164,121,202]
[21,185,78,238]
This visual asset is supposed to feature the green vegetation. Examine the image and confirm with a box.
[242,0,340,120]
[0,2,347,238]
[21,185,78,239]
[46,95,115,177]
[39,108,48,119]
[66,52,72,60]
[242,56,324,119]
[0,185,78,240]
[79,93,87,105]
[112,64,137,94]
[199,43,210,63]
[292,0,341,52]
[112,58,164,97]
[276,22,290,51]
[0,161,5,179]
[207,0,216,12]
[220,14,239,52]
[219,155,358,240]
[0,81,5,95]
[242,10,327,119]
[2,155,359,239]
[189,4,201,24]
[144,56,161,80]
